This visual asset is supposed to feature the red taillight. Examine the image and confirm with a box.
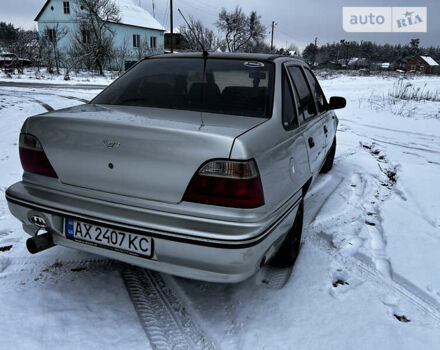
[19,133,58,178]
[183,159,264,208]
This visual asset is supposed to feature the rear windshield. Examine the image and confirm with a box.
[92,58,275,118]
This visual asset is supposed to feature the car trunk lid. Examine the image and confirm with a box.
[24,104,265,203]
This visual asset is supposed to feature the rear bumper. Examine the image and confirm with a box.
[6,181,301,283]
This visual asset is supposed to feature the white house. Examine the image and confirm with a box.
[35,0,165,68]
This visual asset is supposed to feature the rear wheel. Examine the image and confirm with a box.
[270,201,303,267]
[320,137,336,174]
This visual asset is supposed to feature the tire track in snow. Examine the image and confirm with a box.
[304,142,440,324]
[0,88,91,108]
[307,233,440,324]
[0,256,119,290]
[32,98,54,111]
[360,143,396,280]
[339,121,440,155]
[123,267,216,350]
[339,118,440,141]
[257,264,293,290]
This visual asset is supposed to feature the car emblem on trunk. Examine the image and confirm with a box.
[30,215,48,228]
[103,140,120,149]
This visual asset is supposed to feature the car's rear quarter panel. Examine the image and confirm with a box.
[231,59,311,217]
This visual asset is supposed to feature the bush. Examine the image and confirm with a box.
[389,79,440,102]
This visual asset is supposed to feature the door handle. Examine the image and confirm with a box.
[308,137,315,148]
[323,125,328,134]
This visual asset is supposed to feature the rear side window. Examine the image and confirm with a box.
[282,72,298,129]
[92,58,275,118]
[304,68,327,113]
[287,66,316,120]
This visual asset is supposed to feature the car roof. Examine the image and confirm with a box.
[148,52,305,64]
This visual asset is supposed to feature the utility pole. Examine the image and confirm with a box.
[312,37,318,67]
[170,0,174,53]
[270,21,276,52]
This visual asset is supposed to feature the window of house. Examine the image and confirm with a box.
[63,1,70,14]
[282,71,298,130]
[47,28,56,42]
[133,34,140,48]
[150,36,157,49]
[82,29,91,44]
[287,66,317,120]
[411,64,416,71]
[419,66,425,72]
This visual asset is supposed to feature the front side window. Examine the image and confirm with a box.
[304,68,327,113]
[92,58,275,118]
[287,66,316,120]
[63,1,70,14]
[133,35,140,48]
[150,36,157,49]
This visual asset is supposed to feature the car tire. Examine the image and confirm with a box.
[270,200,303,268]
[320,137,336,174]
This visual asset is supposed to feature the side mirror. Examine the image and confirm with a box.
[326,96,346,110]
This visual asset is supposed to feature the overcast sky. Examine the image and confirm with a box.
[1,0,439,50]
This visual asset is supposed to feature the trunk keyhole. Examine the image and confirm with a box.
[108,163,114,169]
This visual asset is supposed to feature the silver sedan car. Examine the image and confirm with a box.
[6,53,345,283]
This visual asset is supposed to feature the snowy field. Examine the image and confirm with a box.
[0,67,116,86]
[0,74,439,349]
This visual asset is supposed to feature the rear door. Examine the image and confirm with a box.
[286,65,327,176]
[303,67,335,154]
[279,66,310,194]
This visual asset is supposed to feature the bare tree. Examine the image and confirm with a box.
[41,24,68,74]
[70,0,121,75]
[242,40,271,53]
[5,29,40,73]
[134,35,151,60]
[216,7,266,52]
[180,18,221,51]
[113,39,130,73]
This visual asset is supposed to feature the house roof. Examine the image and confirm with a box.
[35,0,164,31]
[34,0,51,21]
[116,0,164,31]
[420,56,439,66]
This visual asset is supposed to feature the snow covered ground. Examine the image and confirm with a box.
[0,68,116,86]
[0,74,439,349]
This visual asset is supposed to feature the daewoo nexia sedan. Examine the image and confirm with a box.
[6,53,345,283]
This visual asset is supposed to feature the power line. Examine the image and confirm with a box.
[190,0,223,14]
[178,0,220,19]
[276,26,298,43]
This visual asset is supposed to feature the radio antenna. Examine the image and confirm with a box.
[178,9,208,57]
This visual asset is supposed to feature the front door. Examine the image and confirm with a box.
[303,67,336,154]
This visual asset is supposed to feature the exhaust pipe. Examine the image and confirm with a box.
[26,232,55,254]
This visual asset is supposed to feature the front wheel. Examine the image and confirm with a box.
[270,201,303,267]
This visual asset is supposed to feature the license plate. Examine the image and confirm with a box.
[65,218,153,259]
